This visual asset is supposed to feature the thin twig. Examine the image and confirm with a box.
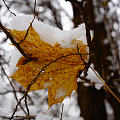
[0,90,25,95]
[66,0,92,48]
[0,115,10,119]
[0,115,36,120]
[0,22,29,58]
[22,1,37,118]
[90,66,120,103]
[26,53,89,92]
[3,0,16,16]
[18,18,35,44]
[19,0,36,44]
[10,52,89,118]
[66,0,93,78]
[70,0,120,103]
[60,104,64,120]
[0,64,27,115]
[8,1,90,116]
[14,115,36,119]
[77,44,89,77]
[3,1,37,118]
[34,0,37,14]
[24,95,30,118]
[77,44,87,65]
[10,95,26,119]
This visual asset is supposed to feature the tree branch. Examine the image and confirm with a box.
[0,22,30,59]
[3,0,16,16]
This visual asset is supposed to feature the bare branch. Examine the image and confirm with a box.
[0,64,27,115]
[3,0,16,16]
[18,18,35,44]
[0,115,36,120]
[10,95,25,119]
[19,0,36,44]
[24,95,30,118]
[66,0,92,48]
[10,52,89,118]
[14,115,36,120]
[0,115,10,119]
[0,22,29,58]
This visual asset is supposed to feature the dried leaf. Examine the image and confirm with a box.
[9,27,88,107]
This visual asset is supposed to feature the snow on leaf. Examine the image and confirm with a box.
[9,22,88,107]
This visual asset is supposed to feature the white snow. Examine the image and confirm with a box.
[53,116,84,120]
[36,113,84,120]
[55,87,66,99]
[8,15,88,48]
[44,82,52,88]
[112,0,118,4]
[8,15,89,75]
[87,68,103,84]
[79,64,104,90]
[8,15,104,90]
[9,48,22,74]
[63,92,81,117]
[86,66,104,89]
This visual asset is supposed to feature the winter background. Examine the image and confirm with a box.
[0,0,120,120]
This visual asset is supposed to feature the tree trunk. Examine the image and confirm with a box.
[77,83,107,120]
[72,0,107,119]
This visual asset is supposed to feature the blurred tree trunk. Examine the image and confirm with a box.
[72,0,108,120]
[72,0,120,119]
[77,83,107,120]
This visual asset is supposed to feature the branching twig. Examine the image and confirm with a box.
[10,95,25,119]
[0,22,29,58]
[66,0,120,103]
[66,0,92,48]
[26,53,89,93]
[66,0,93,78]
[20,1,37,118]
[0,115,10,119]
[0,90,25,95]
[77,44,89,77]
[77,44,87,65]
[3,0,16,16]
[24,95,30,118]
[3,0,91,117]
[0,64,27,115]
[18,18,35,44]
[1,0,119,119]
[0,115,36,120]
[19,0,36,44]
[10,52,89,118]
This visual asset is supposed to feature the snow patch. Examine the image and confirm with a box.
[8,15,89,74]
[8,15,87,48]
[44,82,52,88]
[9,48,22,74]
[55,87,66,99]
[86,66,104,90]
[80,64,104,90]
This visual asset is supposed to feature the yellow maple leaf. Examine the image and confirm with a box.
[9,26,88,107]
